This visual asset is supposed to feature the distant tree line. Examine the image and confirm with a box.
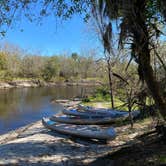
[0,42,165,96]
[0,42,106,81]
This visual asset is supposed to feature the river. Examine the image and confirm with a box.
[0,86,95,135]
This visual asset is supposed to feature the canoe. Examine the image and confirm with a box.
[78,104,139,118]
[50,114,129,125]
[62,109,108,117]
[78,104,109,112]
[62,108,140,118]
[42,117,116,140]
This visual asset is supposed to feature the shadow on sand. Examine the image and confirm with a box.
[0,129,112,166]
[87,131,166,166]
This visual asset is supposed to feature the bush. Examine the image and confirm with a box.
[96,87,109,96]
[82,97,90,102]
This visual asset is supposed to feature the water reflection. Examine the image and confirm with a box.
[0,86,94,134]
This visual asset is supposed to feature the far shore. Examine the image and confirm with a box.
[0,79,101,89]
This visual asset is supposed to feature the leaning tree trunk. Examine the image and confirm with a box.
[133,0,166,120]
[139,50,166,120]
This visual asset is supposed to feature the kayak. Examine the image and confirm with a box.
[78,104,139,117]
[42,117,116,141]
[62,108,140,118]
[50,114,128,125]
[62,109,108,117]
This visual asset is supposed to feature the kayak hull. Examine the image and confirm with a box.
[50,115,128,125]
[42,118,116,140]
[62,109,140,119]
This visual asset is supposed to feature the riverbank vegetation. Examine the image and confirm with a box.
[0,43,103,82]
[0,41,140,86]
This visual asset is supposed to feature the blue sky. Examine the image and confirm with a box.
[1,14,98,56]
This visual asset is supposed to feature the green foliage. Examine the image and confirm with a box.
[158,155,166,163]
[21,55,45,78]
[0,43,107,82]
[41,56,59,81]
[82,97,90,102]
[0,52,7,70]
[95,87,109,96]
[82,98,127,110]
[85,87,111,102]
[71,53,78,61]
[0,0,90,37]
[0,70,13,81]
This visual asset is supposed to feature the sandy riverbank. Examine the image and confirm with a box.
[0,116,154,166]
[0,80,101,89]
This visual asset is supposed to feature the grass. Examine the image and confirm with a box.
[158,155,166,163]
[82,91,140,111]
[81,85,144,111]
[82,99,128,110]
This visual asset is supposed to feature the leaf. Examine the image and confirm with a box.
[0,31,6,37]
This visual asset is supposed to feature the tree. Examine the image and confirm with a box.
[116,68,142,128]
[0,52,7,70]
[92,0,166,120]
[42,56,59,81]
[21,55,46,78]
[79,49,96,79]
[90,6,121,109]
[0,42,23,78]
[71,53,79,61]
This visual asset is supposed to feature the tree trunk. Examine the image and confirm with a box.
[128,107,134,128]
[107,60,114,109]
[139,52,166,120]
[134,0,166,120]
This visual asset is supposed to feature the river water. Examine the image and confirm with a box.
[0,86,94,135]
